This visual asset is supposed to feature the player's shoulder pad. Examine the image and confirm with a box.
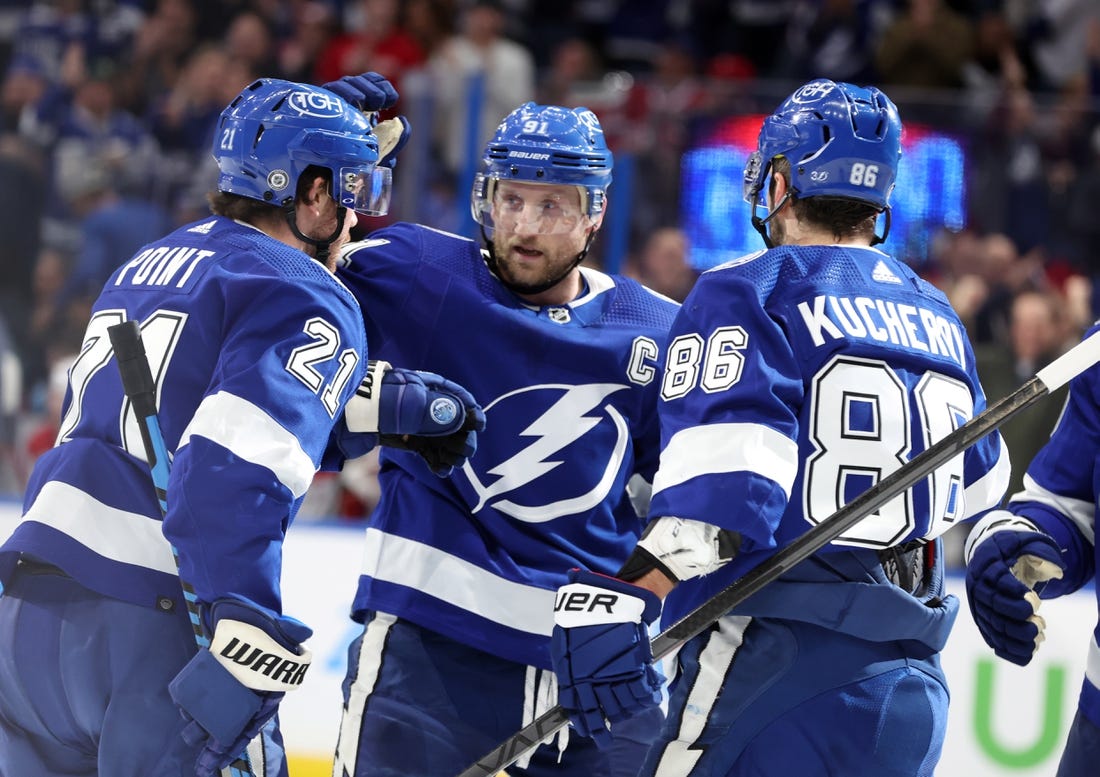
[597,271,679,330]
[707,248,768,274]
[220,222,350,291]
[338,222,477,270]
[697,247,788,301]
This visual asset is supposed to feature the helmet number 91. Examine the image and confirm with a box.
[849,163,878,188]
[522,120,549,135]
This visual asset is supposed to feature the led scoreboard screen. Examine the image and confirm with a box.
[681,115,966,270]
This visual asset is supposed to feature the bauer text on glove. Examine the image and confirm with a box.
[550,569,664,747]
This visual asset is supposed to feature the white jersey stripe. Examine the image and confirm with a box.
[1085,634,1100,693]
[653,615,751,777]
[961,436,1012,519]
[332,612,395,777]
[21,480,178,574]
[179,390,316,498]
[652,423,799,499]
[360,528,557,636]
[1010,473,1097,546]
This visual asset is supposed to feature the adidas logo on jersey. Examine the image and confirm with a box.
[187,220,217,234]
[871,260,902,284]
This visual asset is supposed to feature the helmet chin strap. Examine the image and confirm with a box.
[751,193,892,248]
[283,203,346,266]
[480,223,597,297]
[750,190,792,249]
[871,207,891,246]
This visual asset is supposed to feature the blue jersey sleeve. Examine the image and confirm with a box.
[650,270,802,552]
[163,271,367,615]
[1005,327,1100,596]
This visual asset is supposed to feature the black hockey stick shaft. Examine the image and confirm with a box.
[459,329,1100,777]
[108,320,255,777]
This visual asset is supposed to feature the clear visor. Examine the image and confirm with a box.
[471,175,596,235]
[338,165,392,216]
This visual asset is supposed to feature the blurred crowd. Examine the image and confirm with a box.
[1,0,1100,532]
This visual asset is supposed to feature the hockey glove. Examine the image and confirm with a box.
[344,360,485,476]
[551,569,664,747]
[965,511,1065,666]
[169,596,313,777]
[322,72,409,168]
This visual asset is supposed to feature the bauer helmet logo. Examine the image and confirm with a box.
[430,397,459,426]
[791,81,834,104]
[287,90,344,118]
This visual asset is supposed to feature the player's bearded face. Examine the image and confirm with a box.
[490,182,594,292]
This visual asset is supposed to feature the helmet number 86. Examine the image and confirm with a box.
[849,163,878,187]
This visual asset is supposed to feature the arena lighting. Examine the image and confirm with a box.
[681,114,966,270]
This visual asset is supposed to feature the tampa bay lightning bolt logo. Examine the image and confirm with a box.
[430,397,459,426]
[464,383,631,522]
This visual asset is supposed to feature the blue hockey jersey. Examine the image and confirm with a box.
[336,223,679,668]
[649,244,1011,633]
[997,321,1100,727]
[0,216,368,619]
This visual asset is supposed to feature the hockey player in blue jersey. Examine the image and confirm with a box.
[964,322,1100,776]
[324,82,680,777]
[0,75,481,777]
[550,78,1013,776]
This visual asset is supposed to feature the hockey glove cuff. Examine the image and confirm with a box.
[964,511,1065,666]
[551,569,664,747]
[344,361,473,436]
[343,360,485,476]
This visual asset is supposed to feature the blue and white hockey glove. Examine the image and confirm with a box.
[322,72,398,112]
[169,596,312,777]
[550,569,664,747]
[321,72,409,168]
[965,511,1065,666]
[343,360,485,476]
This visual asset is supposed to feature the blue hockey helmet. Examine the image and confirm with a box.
[471,102,613,233]
[743,79,901,213]
[213,78,391,215]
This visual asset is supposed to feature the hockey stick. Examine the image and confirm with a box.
[108,320,255,777]
[459,328,1100,777]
